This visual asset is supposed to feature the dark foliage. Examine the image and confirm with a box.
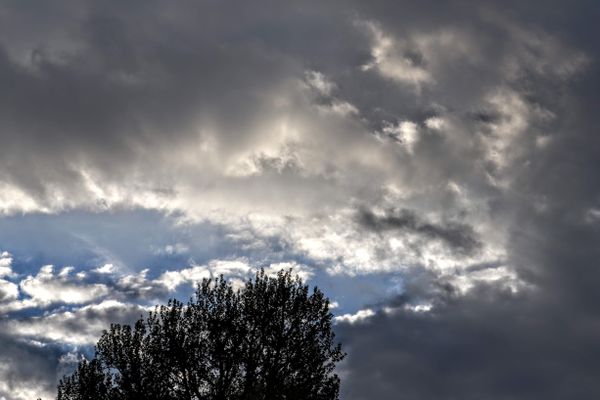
[56,270,345,400]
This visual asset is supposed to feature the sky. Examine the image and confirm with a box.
[0,1,599,399]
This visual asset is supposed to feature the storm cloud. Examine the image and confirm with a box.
[357,207,482,255]
[0,0,599,399]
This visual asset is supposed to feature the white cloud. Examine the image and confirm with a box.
[0,252,14,278]
[58,266,74,277]
[93,263,116,274]
[335,308,375,324]
[476,87,556,188]
[360,22,479,93]
[361,22,433,90]
[156,259,314,292]
[115,268,163,299]
[304,70,336,96]
[263,262,314,282]
[155,259,250,292]
[157,265,211,291]
[424,116,446,130]
[4,300,147,345]
[232,207,508,284]
[382,303,433,315]
[319,100,359,117]
[209,259,252,277]
[382,120,420,153]
[449,265,526,294]
[0,280,18,302]
[19,265,108,307]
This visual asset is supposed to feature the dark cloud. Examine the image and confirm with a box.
[0,300,153,398]
[357,207,481,255]
[0,333,63,399]
[0,0,307,206]
[337,1,600,396]
[0,0,599,399]
[0,0,577,213]
[337,284,600,400]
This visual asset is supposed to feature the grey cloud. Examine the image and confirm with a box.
[0,0,577,216]
[357,207,481,255]
[0,1,308,208]
[0,300,150,399]
[337,284,600,400]
[0,333,62,400]
[469,108,505,125]
[4,300,149,346]
[336,2,600,399]
[0,0,599,399]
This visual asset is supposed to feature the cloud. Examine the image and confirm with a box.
[356,207,481,255]
[0,252,17,303]
[0,252,14,278]
[360,21,434,90]
[4,300,148,346]
[92,263,115,274]
[0,333,62,400]
[263,262,315,282]
[380,120,420,153]
[337,283,600,399]
[0,1,598,399]
[19,265,109,307]
[0,280,18,303]
[334,308,375,324]
[0,2,582,293]
[156,259,314,291]
[156,265,211,292]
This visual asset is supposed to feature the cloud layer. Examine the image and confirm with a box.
[0,0,599,399]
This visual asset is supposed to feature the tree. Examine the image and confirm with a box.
[57,269,345,400]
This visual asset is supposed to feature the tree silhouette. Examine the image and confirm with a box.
[56,269,345,400]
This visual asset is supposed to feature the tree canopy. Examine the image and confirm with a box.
[56,269,345,400]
